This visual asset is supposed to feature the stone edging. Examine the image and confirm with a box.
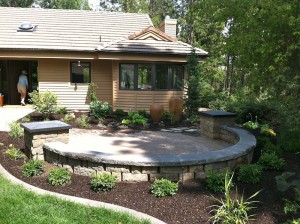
[44,126,256,166]
[0,163,166,224]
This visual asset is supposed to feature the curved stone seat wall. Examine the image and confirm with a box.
[43,126,256,182]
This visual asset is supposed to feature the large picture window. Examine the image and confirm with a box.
[120,63,184,91]
[70,62,90,83]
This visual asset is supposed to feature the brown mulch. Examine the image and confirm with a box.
[0,130,300,224]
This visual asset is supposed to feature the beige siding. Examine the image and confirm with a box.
[112,61,184,112]
[39,59,113,110]
[38,59,89,110]
[91,60,113,104]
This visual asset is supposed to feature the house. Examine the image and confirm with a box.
[0,7,208,111]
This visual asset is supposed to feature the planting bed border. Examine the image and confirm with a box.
[43,126,256,182]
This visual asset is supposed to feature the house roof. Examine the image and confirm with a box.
[97,27,207,56]
[0,7,208,56]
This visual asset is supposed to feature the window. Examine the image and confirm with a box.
[120,64,134,89]
[70,62,90,83]
[155,64,168,90]
[170,66,184,90]
[137,64,152,90]
[120,63,184,91]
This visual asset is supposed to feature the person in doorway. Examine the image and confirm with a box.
[17,70,28,106]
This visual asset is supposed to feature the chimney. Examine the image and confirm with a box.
[159,16,177,39]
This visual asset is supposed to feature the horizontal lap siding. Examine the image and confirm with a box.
[39,59,88,110]
[39,59,113,111]
[91,60,113,104]
[112,61,184,112]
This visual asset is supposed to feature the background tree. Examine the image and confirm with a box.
[184,49,202,116]
[0,0,34,7]
[40,0,90,9]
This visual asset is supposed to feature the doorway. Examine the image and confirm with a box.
[0,60,38,105]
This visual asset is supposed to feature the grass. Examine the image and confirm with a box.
[0,175,150,224]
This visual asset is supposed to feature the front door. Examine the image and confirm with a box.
[0,60,38,105]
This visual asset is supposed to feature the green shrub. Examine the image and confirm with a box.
[278,126,300,153]
[243,120,260,129]
[48,168,72,186]
[90,100,112,119]
[262,141,282,155]
[62,113,75,122]
[137,109,148,118]
[4,144,25,160]
[276,172,300,215]
[162,111,171,120]
[209,172,260,224]
[90,173,117,192]
[237,164,263,184]
[258,152,285,170]
[21,115,31,123]
[22,160,44,177]
[56,107,68,114]
[122,111,148,126]
[226,99,279,126]
[114,109,126,117]
[150,178,178,197]
[187,114,200,124]
[206,169,233,192]
[285,218,300,224]
[8,121,24,139]
[283,199,300,214]
[75,114,90,128]
[29,90,58,117]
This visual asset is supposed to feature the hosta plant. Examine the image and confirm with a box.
[48,168,72,186]
[150,178,178,197]
[91,173,117,192]
[22,160,45,177]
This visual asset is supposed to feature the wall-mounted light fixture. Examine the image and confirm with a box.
[77,61,81,67]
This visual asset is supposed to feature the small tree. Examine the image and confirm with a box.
[184,49,202,117]
[87,82,98,103]
[29,90,58,118]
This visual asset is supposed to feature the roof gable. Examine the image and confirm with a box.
[128,27,176,42]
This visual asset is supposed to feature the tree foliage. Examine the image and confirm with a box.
[0,0,34,7]
[40,0,90,9]
[184,49,202,116]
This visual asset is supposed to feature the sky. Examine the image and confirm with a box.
[89,0,99,10]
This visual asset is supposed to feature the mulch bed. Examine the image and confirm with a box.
[0,129,300,223]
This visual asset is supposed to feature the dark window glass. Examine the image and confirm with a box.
[137,64,152,90]
[120,64,134,89]
[119,63,184,91]
[71,62,90,83]
[155,64,168,89]
[171,66,184,90]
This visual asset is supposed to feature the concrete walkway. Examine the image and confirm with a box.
[0,106,33,131]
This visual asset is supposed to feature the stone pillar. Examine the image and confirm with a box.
[21,121,72,160]
[199,110,236,139]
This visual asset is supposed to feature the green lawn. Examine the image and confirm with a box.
[0,175,150,224]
